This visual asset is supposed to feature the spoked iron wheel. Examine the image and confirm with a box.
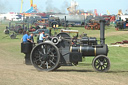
[30,42,60,71]
[92,55,110,72]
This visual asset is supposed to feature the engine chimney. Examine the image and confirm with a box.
[100,20,106,45]
[65,16,67,27]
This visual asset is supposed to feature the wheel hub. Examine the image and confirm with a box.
[100,62,104,66]
[42,54,49,61]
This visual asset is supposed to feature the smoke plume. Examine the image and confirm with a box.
[0,0,11,13]
[0,0,6,13]
[45,0,69,13]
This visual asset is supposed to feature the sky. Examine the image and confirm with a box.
[0,0,127,14]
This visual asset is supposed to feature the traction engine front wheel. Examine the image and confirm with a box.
[92,55,110,72]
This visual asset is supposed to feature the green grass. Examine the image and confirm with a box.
[1,23,128,72]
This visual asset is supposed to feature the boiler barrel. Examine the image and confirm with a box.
[70,45,108,56]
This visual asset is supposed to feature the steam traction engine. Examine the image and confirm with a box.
[22,20,110,72]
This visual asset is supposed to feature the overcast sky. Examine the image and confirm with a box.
[0,0,127,14]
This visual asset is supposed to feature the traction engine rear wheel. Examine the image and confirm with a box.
[30,42,60,71]
[92,55,110,72]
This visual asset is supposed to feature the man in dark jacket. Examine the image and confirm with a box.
[21,32,33,65]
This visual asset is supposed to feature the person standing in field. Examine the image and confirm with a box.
[38,30,46,43]
[21,32,33,65]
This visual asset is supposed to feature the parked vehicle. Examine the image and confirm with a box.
[115,18,128,30]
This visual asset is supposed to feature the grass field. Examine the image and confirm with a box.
[0,23,128,85]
